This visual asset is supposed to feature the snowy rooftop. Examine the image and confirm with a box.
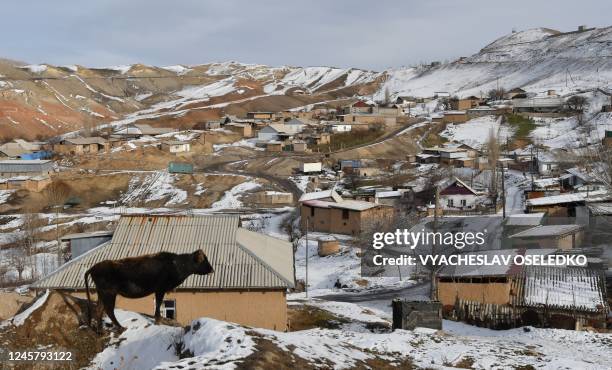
[526,190,610,206]
[521,266,607,312]
[509,224,583,238]
[298,189,342,202]
[505,213,545,227]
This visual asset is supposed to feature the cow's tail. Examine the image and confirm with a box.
[84,268,93,327]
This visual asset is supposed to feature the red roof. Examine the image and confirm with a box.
[439,178,479,196]
[352,100,370,108]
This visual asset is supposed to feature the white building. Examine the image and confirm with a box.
[439,178,483,211]
[163,141,191,153]
[330,123,352,133]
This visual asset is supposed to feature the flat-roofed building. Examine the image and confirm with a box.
[0,160,53,177]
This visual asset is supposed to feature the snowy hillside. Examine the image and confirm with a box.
[4,292,611,369]
[378,26,612,99]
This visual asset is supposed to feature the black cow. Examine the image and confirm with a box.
[84,250,214,332]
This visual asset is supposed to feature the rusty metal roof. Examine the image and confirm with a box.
[33,214,294,290]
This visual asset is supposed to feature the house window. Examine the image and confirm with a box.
[447,199,454,207]
[161,299,176,319]
[310,207,315,217]
[460,199,467,207]
[342,209,349,220]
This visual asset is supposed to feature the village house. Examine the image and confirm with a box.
[0,159,54,177]
[253,191,294,205]
[338,159,361,172]
[339,114,398,126]
[356,167,382,177]
[512,96,565,113]
[343,100,373,114]
[299,189,394,235]
[375,189,414,213]
[33,215,295,331]
[437,248,608,330]
[290,140,308,152]
[0,139,50,159]
[225,123,252,137]
[246,111,276,120]
[421,143,478,167]
[504,213,546,237]
[306,132,331,146]
[525,190,611,216]
[559,168,602,192]
[456,96,482,110]
[505,87,527,100]
[439,178,483,212]
[372,105,402,116]
[0,175,51,192]
[509,224,585,250]
[416,153,440,164]
[113,123,175,138]
[328,123,352,133]
[257,124,291,141]
[284,118,306,133]
[442,110,469,123]
[266,141,283,152]
[537,153,560,176]
[54,137,109,155]
[162,140,191,153]
[197,120,222,130]
[466,106,499,117]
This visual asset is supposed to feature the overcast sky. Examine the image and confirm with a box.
[2,0,611,71]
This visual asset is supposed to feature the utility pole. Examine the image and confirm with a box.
[305,217,309,298]
[430,187,440,301]
[500,164,506,218]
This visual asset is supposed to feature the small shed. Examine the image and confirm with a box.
[266,141,283,152]
[317,236,340,257]
[509,224,585,250]
[392,300,442,330]
[162,140,191,153]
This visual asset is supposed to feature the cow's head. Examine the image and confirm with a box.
[192,249,214,275]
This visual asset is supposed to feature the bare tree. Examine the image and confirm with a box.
[9,249,27,282]
[486,126,500,192]
[19,211,40,278]
[487,87,506,101]
[44,180,71,261]
[567,95,588,112]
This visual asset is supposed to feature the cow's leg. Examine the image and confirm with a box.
[95,297,105,334]
[154,291,165,324]
[101,293,123,330]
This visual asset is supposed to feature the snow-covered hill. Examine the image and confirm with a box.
[378,26,612,99]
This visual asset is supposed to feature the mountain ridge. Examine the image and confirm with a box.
[1,26,611,140]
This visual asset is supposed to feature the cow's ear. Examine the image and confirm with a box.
[194,250,205,263]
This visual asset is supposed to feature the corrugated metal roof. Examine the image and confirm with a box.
[34,215,293,290]
[505,213,545,227]
[519,266,607,312]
